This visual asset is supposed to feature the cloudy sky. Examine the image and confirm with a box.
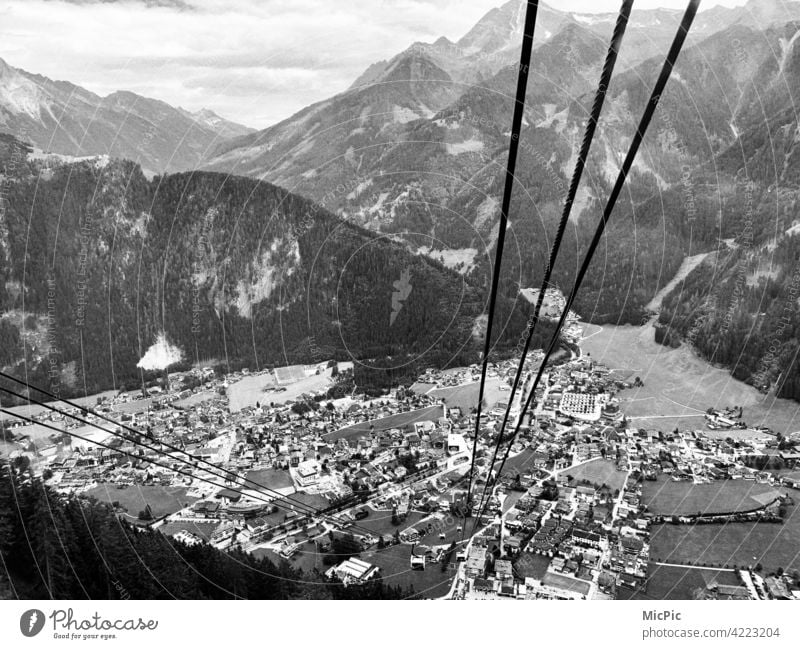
[0,0,752,129]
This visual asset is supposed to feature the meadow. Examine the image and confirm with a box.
[642,477,780,516]
[580,323,800,434]
[564,459,628,491]
[84,484,196,518]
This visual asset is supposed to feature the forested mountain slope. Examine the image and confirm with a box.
[1,135,543,397]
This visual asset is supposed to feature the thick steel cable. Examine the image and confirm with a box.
[0,399,385,539]
[473,0,634,525]
[0,382,381,537]
[472,0,701,535]
[463,0,540,532]
[0,369,381,531]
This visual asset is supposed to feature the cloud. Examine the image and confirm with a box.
[1,0,751,129]
[0,0,496,128]
[48,0,193,8]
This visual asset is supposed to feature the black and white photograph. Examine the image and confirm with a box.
[0,0,799,643]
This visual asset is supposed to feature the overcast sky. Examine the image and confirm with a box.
[0,0,753,129]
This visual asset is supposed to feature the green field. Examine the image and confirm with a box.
[325,405,444,442]
[352,509,427,537]
[541,571,591,597]
[159,520,220,542]
[620,563,742,600]
[564,459,628,491]
[413,512,465,545]
[362,543,455,598]
[10,423,65,443]
[273,538,455,598]
[0,390,117,423]
[279,491,330,511]
[650,493,800,573]
[495,448,537,478]
[701,428,773,442]
[246,468,294,491]
[642,477,780,516]
[227,373,276,411]
[276,539,387,578]
[173,391,218,408]
[580,323,800,434]
[280,541,328,575]
[111,398,156,414]
[0,440,20,457]
[85,484,196,518]
[228,369,332,412]
[425,378,507,413]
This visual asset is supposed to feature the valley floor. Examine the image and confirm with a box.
[580,322,800,435]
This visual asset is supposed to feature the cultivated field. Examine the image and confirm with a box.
[564,459,628,491]
[580,322,800,434]
[642,477,780,516]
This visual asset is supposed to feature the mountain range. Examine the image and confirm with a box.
[3,0,800,398]
[200,0,800,321]
[1,133,548,397]
[0,57,253,175]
